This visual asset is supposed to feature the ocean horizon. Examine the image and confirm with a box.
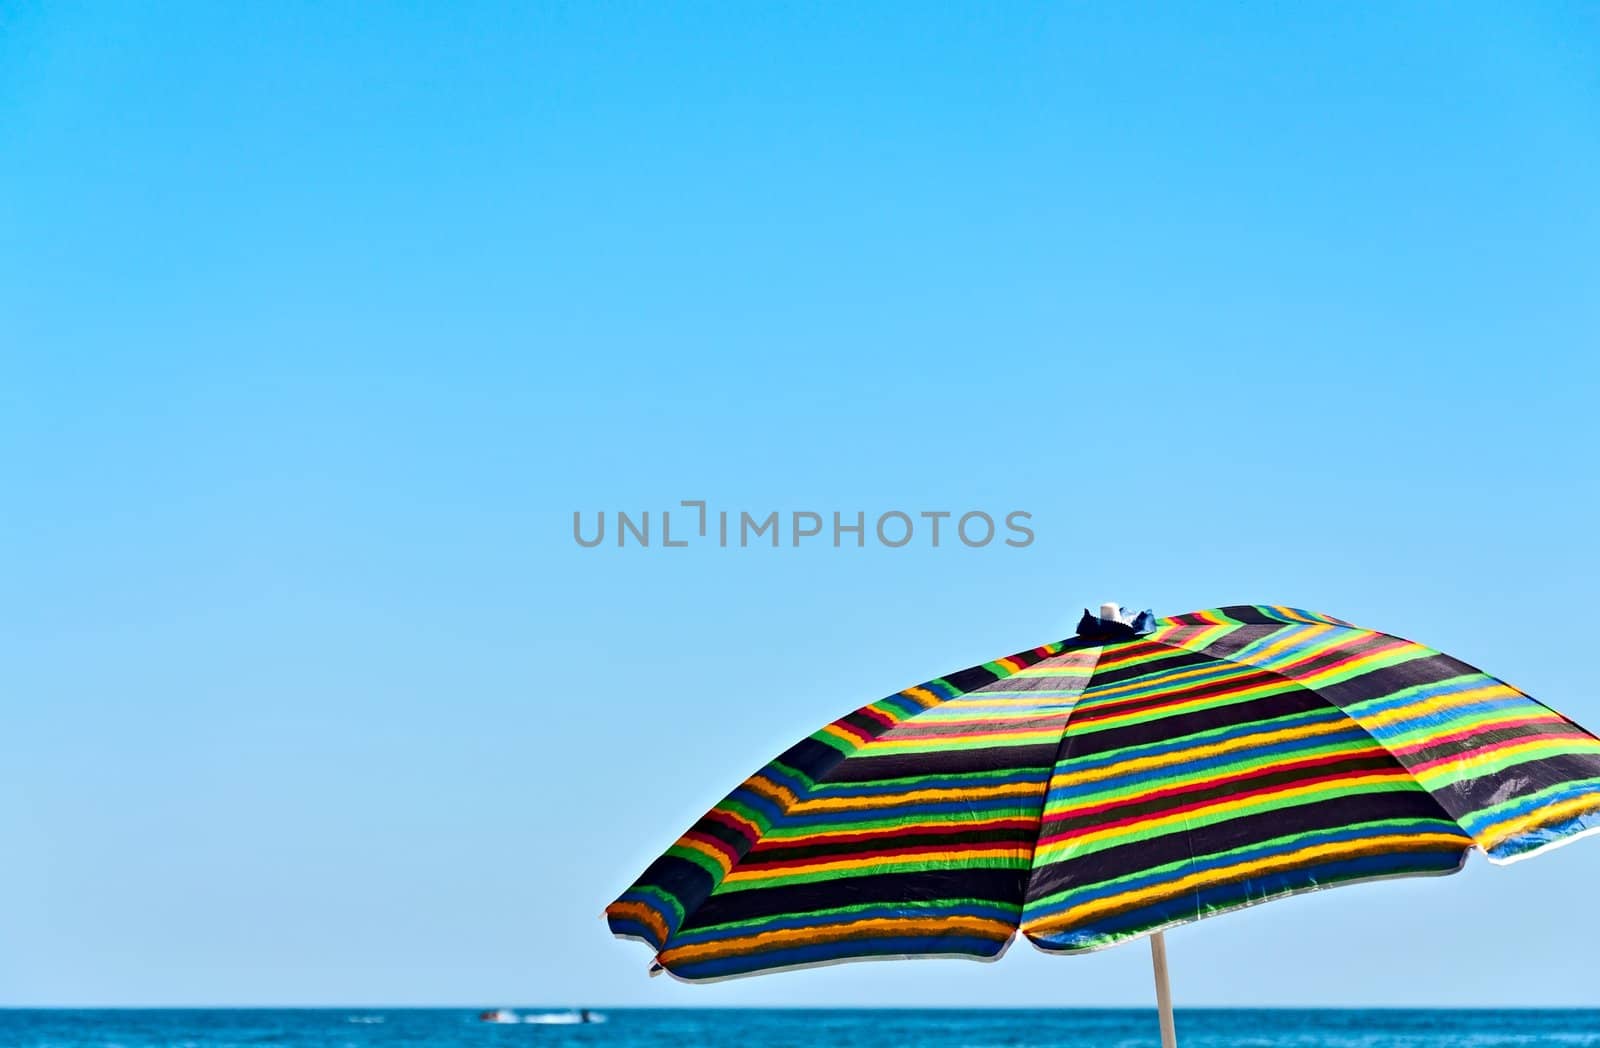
[5,1007,1600,1047]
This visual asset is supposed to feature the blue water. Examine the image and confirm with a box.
[3,1009,1598,1047]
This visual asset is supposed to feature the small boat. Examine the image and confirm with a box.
[477,1008,604,1025]
[524,1009,604,1025]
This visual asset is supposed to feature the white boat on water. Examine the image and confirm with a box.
[478,1008,605,1025]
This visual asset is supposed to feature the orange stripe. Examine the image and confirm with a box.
[1024,831,1466,934]
[605,900,671,944]
[722,846,1023,882]
[660,914,1013,964]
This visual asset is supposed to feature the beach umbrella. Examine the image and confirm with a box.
[607,604,1600,1046]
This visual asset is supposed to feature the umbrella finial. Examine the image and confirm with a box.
[1078,603,1158,639]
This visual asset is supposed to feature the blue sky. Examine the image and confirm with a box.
[4,1,1599,1009]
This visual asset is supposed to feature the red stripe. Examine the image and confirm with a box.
[1270,634,1413,680]
[1036,765,1410,848]
[1407,731,1585,776]
[682,829,742,864]
[1090,641,1178,670]
[736,838,1028,872]
[1070,667,1286,726]
[705,809,761,842]
[1388,713,1566,759]
[856,705,901,730]
[747,818,1037,855]
[884,714,1073,731]
[825,721,875,746]
[881,722,1069,741]
[1043,746,1391,825]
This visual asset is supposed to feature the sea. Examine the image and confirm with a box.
[2,1009,1599,1048]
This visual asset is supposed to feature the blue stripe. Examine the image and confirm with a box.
[724,787,785,825]
[1031,849,1463,951]
[1341,674,1498,719]
[770,795,1035,828]
[666,900,1021,945]
[1051,707,1346,777]
[1043,726,1378,806]
[809,768,1046,798]
[1077,660,1267,708]
[1026,818,1466,918]
[1459,776,1600,836]
[1488,807,1600,860]
[672,934,1007,979]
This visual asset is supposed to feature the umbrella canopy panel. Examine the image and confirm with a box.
[607,606,1600,981]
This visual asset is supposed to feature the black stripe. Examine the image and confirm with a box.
[1215,605,1291,625]
[680,868,1029,930]
[1026,790,1464,902]
[820,743,1063,783]
[776,737,857,782]
[688,818,753,851]
[1064,692,1328,757]
[1433,751,1600,817]
[1088,647,1219,687]
[1039,752,1407,835]
[1398,721,1597,772]
[1075,666,1295,722]
[745,826,1038,865]
[1315,652,1476,707]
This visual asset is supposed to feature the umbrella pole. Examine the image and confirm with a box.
[1149,930,1177,1048]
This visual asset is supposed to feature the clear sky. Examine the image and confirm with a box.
[4,1,1599,1010]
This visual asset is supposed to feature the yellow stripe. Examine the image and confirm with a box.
[1036,772,1411,860]
[1188,623,1239,649]
[744,776,801,810]
[861,727,1066,752]
[1047,715,1353,790]
[818,724,863,748]
[1373,707,1562,751]
[673,836,735,875]
[1292,642,1425,689]
[1044,742,1386,819]
[1352,683,1521,733]
[1477,791,1600,850]
[711,806,765,838]
[1023,831,1466,933]
[1078,659,1264,705]
[722,846,1024,883]
[660,914,1014,964]
[788,780,1045,814]
[1239,622,1335,666]
[1413,735,1600,789]
[1072,678,1299,732]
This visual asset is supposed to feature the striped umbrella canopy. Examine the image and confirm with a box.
[607,604,1600,1043]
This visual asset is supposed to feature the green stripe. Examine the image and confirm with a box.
[1025,816,1462,911]
[1036,777,1430,862]
[680,895,1021,936]
[764,805,1038,839]
[1072,678,1305,731]
[808,765,1054,794]
[1046,735,1389,810]
[713,855,1033,893]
